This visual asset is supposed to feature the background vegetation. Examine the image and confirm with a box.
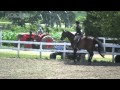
[0,11,120,44]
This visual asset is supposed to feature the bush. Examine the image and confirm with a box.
[2,31,18,46]
[2,31,17,40]
[51,32,61,41]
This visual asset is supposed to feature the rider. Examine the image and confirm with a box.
[38,26,44,35]
[74,21,83,48]
[29,30,33,41]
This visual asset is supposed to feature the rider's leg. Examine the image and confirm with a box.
[74,39,78,48]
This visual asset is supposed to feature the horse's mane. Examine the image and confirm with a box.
[65,31,74,36]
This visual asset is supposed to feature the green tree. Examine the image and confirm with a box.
[83,11,120,44]
[0,11,76,29]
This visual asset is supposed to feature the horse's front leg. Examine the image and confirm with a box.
[73,48,77,64]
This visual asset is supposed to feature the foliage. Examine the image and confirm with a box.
[0,11,78,28]
[2,31,18,46]
[75,16,86,22]
[2,31,17,40]
[51,32,61,41]
[0,11,85,45]
[83,11,120,40]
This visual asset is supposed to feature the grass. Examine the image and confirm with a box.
[0,49,112,62]
[92,54,112,62]
[0,49,51,60]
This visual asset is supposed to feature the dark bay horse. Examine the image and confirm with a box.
[60,30,105,64]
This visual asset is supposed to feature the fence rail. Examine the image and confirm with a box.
[0,37,120,62]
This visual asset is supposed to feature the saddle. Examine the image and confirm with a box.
[74,34,82,42]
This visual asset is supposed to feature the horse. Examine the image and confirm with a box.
[60,30,105,64]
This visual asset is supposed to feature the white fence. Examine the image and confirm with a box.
[0,37,120,62]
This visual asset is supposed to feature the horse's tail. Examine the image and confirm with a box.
[94,38,105,58]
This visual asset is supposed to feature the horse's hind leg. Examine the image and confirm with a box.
[87,50,94,65]
[73,48,77,64]
[77,54,81,62]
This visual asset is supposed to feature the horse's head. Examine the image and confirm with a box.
[60,30,67,41]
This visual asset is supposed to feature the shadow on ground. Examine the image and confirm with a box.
[63,59,120,66]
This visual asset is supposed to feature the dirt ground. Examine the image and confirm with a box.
[0,58,120,79]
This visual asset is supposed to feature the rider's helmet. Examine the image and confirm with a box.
[75,21,80,24]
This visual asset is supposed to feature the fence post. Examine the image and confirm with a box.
[0,31,1,48]
[103,38,106,52]
[0,27,2,47]
[39,42,42,58]
[17,40,20,58]
[112,46,115,63]
[63,42,66,60]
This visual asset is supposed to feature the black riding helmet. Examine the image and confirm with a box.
[75,21,80,24]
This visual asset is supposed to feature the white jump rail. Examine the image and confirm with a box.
[0,39,120,63]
